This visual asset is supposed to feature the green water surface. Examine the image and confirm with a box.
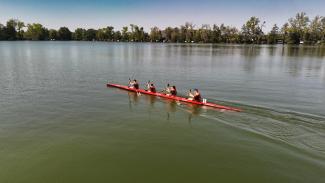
[0,42,325,183]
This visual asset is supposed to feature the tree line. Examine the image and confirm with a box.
[1,12,325,44]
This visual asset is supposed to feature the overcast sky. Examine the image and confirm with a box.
[0,0,324,31]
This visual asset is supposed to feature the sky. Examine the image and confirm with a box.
[0,0,325,32]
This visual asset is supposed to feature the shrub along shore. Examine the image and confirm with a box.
[1,12,325,45]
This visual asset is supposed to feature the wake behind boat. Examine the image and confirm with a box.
[107,83,242,112]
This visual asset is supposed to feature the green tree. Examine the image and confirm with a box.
[170,27,179,43]
[73,28,86,41]
[220,24,239,43]
[150,26,162,42]
[161,27,173,42]
[121,26,129,41]
[57,27,72,40]
[16,21,25,40]
[84,29,97,41]
[281,23,289,44]
[129,24,146,42]
[106,26,115,41]
[211,24,221,43]
[24,23,49,40]
[308,16,323,44]
[287,12,310,44]
[49,29,58,40]
[2,12,325,44]
[5,19,18,40]
[184,22,195,42]
[241,17,265,43]
[321,17,325,43]
[179,26,187,43]
[113,31,122,41]
[96,28,107,41]
[197,24,211,43]
[129,24,136,41]
[96,26,114,41]
[0,23,6,40]
[267,24,280,44]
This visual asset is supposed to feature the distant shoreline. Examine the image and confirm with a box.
[1,12,325,45]
[2,41,325,48]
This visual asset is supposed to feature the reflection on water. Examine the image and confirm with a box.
[126,89,204,123]
[167,44,325,57]
[127,91,139,110]
[162,44,325,82]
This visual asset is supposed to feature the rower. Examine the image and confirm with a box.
[170,86,177,96]
[188,89,201,102]
[129,79,139,89]
[148,83,156,93]
[147,82,156,93]
[166,84,177,96]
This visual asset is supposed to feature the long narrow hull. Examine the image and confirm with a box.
[107,83,242,112]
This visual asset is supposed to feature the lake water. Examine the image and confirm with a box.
[0,42,325,183]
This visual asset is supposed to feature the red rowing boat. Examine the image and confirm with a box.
[107,83,242,112]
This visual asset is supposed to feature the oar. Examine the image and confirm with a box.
[144,80,151,91]
[188,89,193,97]
[128,78,131,87]
[130,73,135,80]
